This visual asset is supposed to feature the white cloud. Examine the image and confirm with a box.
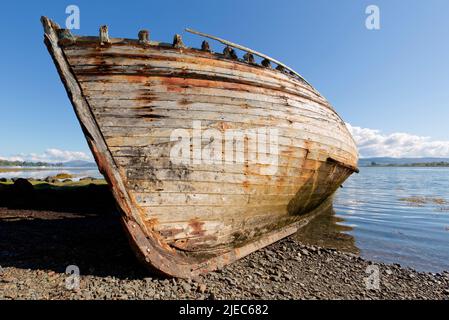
[346,123,449,158]
[0,148,93,163]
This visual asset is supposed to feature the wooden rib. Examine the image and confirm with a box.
[184,28,311,86]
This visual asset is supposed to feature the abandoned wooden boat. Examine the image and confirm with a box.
[41,16,358,278]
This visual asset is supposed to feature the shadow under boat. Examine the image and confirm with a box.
[0,182,149,279]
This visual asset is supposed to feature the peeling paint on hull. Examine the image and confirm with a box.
[42,17,358,278]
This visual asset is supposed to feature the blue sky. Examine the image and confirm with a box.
[1,0,449,161]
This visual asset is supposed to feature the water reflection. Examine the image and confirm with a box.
[295,205,359,255]
[296,167,449,273]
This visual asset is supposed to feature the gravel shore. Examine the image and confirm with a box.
[1,206,449,300]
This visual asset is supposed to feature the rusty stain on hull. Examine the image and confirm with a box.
[41,17,359,278]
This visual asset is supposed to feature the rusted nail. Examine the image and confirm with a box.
[173,34,185,48]
[201,40,211,52]
[99,25,110,45]
[223,46,238,60]
[243,52,255,64]
[138,30,150,44]
[261,59,272,68]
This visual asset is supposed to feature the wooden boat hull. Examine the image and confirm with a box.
[42,17,358,277]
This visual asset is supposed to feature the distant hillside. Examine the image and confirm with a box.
[62,160,97,167]
[359,157,449,167]
[0,159,96,168]
[0,159,63,167]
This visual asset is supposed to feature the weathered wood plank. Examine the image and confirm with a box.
[102,130,356,162]
[124,179,302,195]
[78,77,330,112]
[66,55,313,95]
[64,45,323,99]
[109,144,356,166]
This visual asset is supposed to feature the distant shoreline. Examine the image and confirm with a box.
[360,162,449,168]
[0,166,97,173]
[361,166,449,168]
[0,159,96,168]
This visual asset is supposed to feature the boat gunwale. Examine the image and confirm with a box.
[57,33,317,92]
[58,26,356,134]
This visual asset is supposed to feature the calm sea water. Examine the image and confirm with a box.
[297,167,449,273]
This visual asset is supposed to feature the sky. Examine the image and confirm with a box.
[1,0,449,161]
